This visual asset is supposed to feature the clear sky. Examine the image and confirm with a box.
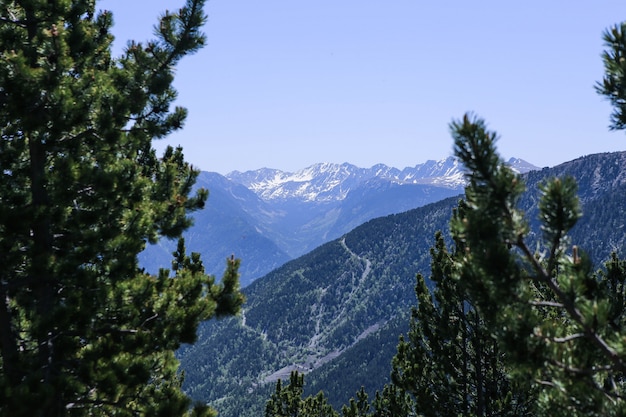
[102,1,626,174]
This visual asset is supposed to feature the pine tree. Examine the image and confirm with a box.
[0,1,244,416]
[265,373,304,417]
[449,113,626,415]
[368,384,411,417]
[597,22,626,130]
[389,231,534,416]
[265,371,338,417]
[341,387,370,417]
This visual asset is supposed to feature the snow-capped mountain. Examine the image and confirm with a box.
[226,157,538,202]
[507,157,541,174]
[226,163,364,202]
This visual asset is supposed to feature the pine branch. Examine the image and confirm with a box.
[517,233,626,374]
[547,359,613,376]
[529,300,565,308]
[546,333,586,344]
[0,16,26,27]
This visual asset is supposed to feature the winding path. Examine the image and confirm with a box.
[262,237,379,384]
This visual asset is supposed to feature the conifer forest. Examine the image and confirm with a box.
[1,1,626,416]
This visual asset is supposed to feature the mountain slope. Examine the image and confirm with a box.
[178,198,455,415]
[139,172,292,285]
[177,151,626,416]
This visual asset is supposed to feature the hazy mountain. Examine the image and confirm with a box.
[138,172,292,284]
[141,157,537,286]
[226,157,535,202]
[176,152,626,416]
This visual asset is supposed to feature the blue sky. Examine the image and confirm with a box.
[103,1,626,174]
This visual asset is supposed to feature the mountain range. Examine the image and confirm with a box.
[226,157,536,202]
[140,157,537,286]
[175,151,626,417]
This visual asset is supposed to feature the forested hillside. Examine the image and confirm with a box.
[178,151,626,416]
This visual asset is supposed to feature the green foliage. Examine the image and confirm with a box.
[265,372,338,417]
[368,384,412,417]
[390,231,535,416]
[449,113,626,416]
[0,1,243,416]
[597,22,626,130]
[341,387,370,417]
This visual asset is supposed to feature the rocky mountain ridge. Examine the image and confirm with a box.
[225,157,538,202]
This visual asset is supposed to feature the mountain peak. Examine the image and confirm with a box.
[506,157,541,173]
